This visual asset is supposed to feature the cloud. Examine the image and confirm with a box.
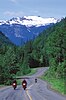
[4,11,24,17]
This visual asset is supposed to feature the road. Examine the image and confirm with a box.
[0,67,66,100]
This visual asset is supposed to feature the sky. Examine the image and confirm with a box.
[0,0,66,20]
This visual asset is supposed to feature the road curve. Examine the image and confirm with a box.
[0,67,66,100]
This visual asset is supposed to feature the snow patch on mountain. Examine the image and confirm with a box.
[23,16,57,27]
[0,16,58,27]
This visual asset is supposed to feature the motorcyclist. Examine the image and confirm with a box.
[12,79,17,84]
[12,79,17,89]
[35,78,37,83]
[22,79,27,86]
[22,79,27,90]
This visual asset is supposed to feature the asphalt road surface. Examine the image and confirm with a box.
[0,67,66,100]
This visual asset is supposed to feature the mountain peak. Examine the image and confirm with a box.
[0,16,58,27]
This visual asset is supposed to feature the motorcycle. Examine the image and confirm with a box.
[12,80,17,90]
[22,80,27,90]
[35,78,37,83]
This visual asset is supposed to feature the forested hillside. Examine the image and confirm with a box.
[0,32,31,85]
[0,31,14,46]
[35,17,66,75]
[23,17,66,79]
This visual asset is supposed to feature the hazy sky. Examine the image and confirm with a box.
[0,0,66,20]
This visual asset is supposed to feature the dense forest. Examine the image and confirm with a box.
[32,17,66,77]
[0,17,66,85]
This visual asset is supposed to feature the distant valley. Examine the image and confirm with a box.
[0,16,58,45]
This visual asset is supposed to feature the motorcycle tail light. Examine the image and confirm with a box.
[13,83,16,86]
[23,83,26,86]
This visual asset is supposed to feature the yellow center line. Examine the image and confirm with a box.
[26,90,32,100]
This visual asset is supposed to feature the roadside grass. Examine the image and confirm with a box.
[26,68,37,76]
[16,68,37,76]
[0,85,9,89]
[40,74,66,95]
[0,85,4,88]
[17,80,22,85]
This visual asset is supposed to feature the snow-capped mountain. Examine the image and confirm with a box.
[0,16,58,45]
[0,16,57,26]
